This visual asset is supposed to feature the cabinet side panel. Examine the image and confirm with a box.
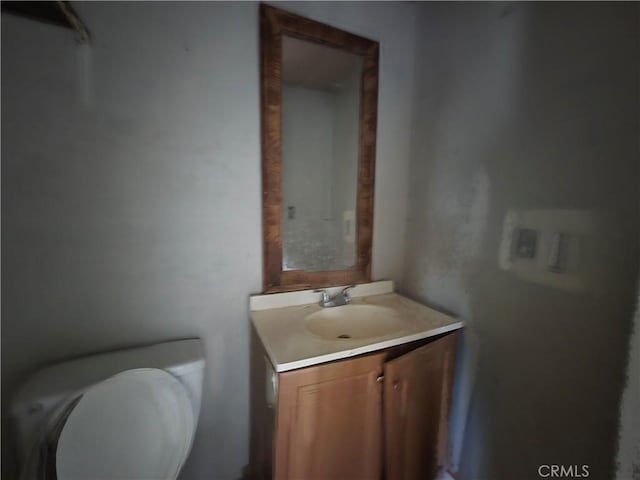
[437,331,459,470]
[249,326,275,480]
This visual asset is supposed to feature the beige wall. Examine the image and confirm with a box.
[403,3,639,479]
[0,2,416,479]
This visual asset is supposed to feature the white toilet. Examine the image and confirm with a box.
[9,338,205,480]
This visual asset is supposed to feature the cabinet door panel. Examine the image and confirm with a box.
[275,354,385,480]
[384,334,457,480]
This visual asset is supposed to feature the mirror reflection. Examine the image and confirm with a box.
[281,36,363,272]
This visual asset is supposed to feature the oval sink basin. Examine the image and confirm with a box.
[305,304,402,340]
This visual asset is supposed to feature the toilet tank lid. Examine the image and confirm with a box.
[11,339,205,413]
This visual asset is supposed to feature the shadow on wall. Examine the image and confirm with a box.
[403,3,639,480]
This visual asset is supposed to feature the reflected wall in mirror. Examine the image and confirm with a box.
[261,4,379,292]
[282,36,362,272]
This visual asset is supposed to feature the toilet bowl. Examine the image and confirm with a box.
[9,339,205,480]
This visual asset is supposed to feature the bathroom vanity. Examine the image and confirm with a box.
[248,281,463,480]
[252,6,462,479]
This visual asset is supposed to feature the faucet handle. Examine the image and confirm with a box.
[342,285,356,301]
[314,289,330,303]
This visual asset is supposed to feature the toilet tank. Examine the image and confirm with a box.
[9,338,205,462]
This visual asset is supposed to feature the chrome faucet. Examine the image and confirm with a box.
[314,285,355,308]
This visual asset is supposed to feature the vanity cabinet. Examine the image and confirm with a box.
[248,330,458,480]
[276,353,384,480]
[384,333,457,480]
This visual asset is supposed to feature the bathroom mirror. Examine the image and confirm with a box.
[261,4,379,293]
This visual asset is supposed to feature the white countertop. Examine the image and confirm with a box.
[250,281,463,372]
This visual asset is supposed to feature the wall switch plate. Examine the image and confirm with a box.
[547,231,568,273]
[514,228,537,259]
[498,209,520,270]
[498,209,595,293]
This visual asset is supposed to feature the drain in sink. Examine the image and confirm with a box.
[337,334,351,339]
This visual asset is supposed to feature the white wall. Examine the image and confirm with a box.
[403,3,639,479]
[1,2,416,479]
[616,290,640,479]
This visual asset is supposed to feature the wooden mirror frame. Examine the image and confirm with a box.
[261,4,379,293]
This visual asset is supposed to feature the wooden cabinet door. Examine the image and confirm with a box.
[384,332,458,480]
[274,353,385,480]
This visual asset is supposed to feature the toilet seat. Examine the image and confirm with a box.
[55,368,195,480]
